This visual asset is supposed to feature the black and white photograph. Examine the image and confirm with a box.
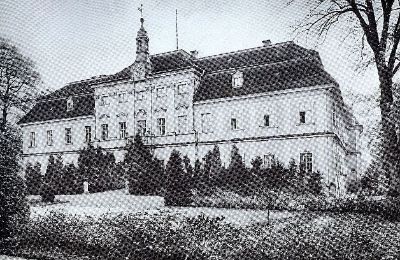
[1,0,400,259]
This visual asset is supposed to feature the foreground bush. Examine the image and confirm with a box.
[4,210,400,260]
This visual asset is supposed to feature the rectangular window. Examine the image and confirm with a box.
[65,128,72,144]
[85,126,92,143]
[156,87,166,98]
[264,115,270,127]
[100,96,110,106]
[29,132,36,147]
[137,120,147,136]
[263,154,275,168]
[119,122,127,139]
[177,83,188,94]
[299,111,306,124]
[118,92,126,103]
[136,91,144,101]
[46,130,53,146]
[157,118,166,136]
[300,152,313,173]
[201,113,211,133]
[177,115,187,134]
[101,124,108,141]
[231,118,238,130]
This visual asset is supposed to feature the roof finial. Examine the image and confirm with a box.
[138,4,144,26]
[176,9,179,50]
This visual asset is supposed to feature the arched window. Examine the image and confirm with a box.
[67,97,73,111]
[232,71,244,88]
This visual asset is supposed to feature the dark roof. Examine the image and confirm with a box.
[18,95,94,124]
[19,42,336,124]
[193,57,336,102]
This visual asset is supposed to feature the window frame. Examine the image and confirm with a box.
[46,130,53,146]
[177,83,188,95]
[177,115,188,134]
[232,71,244,88]
[65,128,72,145]
[157,118,166,136]
[100,95,110,106]
[263,114,270,127]
[85,126,92,143]
[300,152,313,173]
[137,120,147,136]
[101,124,109,141]
[299,111,306,124]
[231,118,238,130]
[201,113,212,133]
[118,92,127,103]
[156,87,166,98]
[29,132,36,148]
[66,97,74,111]
[119,122,127,139]
[263,154,275,168]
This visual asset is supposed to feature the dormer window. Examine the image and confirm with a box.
[232,71,244,88]
[67,97,73,111]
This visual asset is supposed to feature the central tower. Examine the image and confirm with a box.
[132,15,152,80]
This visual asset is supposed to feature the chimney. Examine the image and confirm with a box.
[190,50,199,58]
[262,40,271,47]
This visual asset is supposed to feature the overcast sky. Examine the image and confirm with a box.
[1,0,378,95]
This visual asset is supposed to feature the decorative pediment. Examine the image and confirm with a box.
[99,114,110,119]
[175,102,189,110]
[116,112,128,118]
[154,107,167,114]
[135,109,147,117]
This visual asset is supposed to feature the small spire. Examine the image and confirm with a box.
[138,4,144,27]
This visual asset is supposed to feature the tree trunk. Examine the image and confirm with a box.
[0,106,7,132]
[377,71,400,195]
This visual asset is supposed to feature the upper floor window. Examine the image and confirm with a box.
[201,113,212,133]
[136,91,145,101]
[65,128,72,145]
[299,111,306,124]
[101,124,108,141]
[300,152,313,173]
[231,118,238,130]
[232,71,244,88]
[119,122,127,139]
[157,118,166,136]
[85,126,92,143]
[263,115,270,127]
[67,97,73,111]
[118,92,127,103]
[137,120,147,136]
[47,130,53,146]
[177,115,187,134]
[263,154,275,168]
[156,87,166,98]
[100,95,110,106]
[29,132,36,148]
[177,83,188,95]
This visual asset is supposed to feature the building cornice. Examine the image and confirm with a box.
[19,115,94,127]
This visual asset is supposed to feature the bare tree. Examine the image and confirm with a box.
[289,0,400,193]
[0,37,41,131]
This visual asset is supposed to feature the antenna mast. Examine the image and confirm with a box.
[176,9,179,50]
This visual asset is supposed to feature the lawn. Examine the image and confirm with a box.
[15,190,400,259]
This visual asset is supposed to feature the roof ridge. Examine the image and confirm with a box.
[196,41,295,61]
[151,49,192,58]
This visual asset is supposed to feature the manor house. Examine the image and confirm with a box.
[18,17,363,194]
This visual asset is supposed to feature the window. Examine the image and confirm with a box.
[231,118,238,130]
[101,124,108,141]
[136,91,145,101]
[156,87,166,98]
[177,115,187,134]
[119,122,127,139]
[232,71,244,88]
[47,130,53,146]
[118,92,127,103]
[100,96,110,106]
[67,97,73,111]
[299,111,306,124]
[137,120,147,136]
[300,152,313,173]
[263,154,275,168]
[201,113,212,133]
[29,132,36,147]
[263,115,270,127]
[157,118,166,136]
[177,83,188,94]
[85,126,92,143]
[65,128,72,144]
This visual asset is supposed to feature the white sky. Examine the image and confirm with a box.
[1,0,380,163]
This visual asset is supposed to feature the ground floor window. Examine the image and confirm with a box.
[65,128,72,144]
[300,152,313,173]
[263,154,275,168]
[85,126,91,143]
[29,132,36,147]
[157,118,166,136]
[119,122,127,139]
[46,130,53,146]
[101,124,108,140]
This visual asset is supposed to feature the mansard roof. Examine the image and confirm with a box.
[18,41,337,124]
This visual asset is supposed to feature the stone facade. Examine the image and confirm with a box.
[18,17,363,195]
